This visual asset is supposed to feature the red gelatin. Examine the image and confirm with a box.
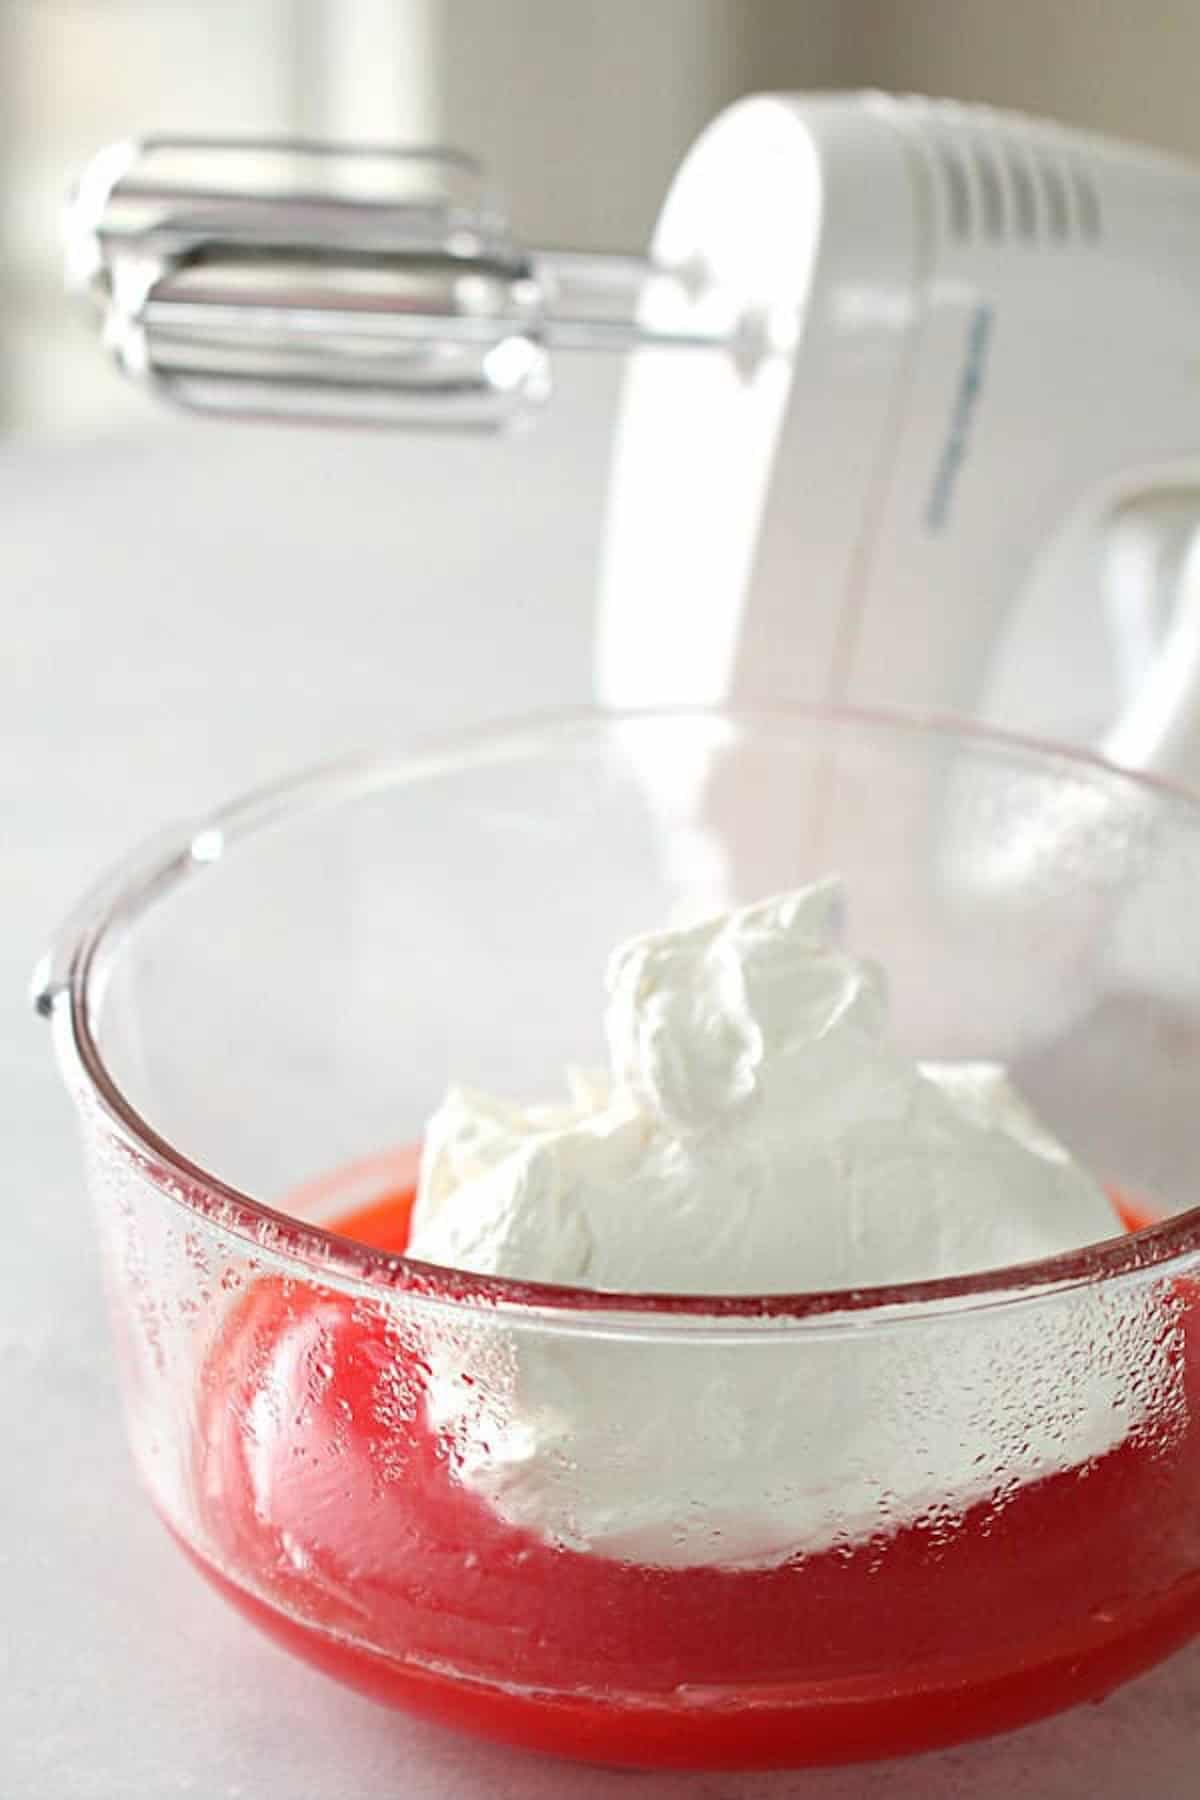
[190,1178,1200,1769]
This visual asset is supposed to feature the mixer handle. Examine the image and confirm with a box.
[1102,493,1200,789]
[64,137,759,429]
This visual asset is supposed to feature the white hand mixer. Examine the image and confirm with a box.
[65,92,1200,787]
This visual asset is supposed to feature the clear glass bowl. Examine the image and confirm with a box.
[37,707,1200,1770]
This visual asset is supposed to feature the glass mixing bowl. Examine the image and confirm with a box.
[36,708,1200,1770]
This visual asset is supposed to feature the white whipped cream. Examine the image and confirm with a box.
[409,881,1166,1568]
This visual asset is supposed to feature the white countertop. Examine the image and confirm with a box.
[4,366,1198,1797]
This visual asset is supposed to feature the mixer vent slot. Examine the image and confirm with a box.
[1071,165,1102,240]
[972,140,1006,237]
[1038,154,1071,239]
[1005,148,1038,238]
[929,116,1103,246]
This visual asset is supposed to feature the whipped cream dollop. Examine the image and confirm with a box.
[408,881,1165,1568]
[413,881,1118,1291]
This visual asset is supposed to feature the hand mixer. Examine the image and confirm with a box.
[64,93,1200,787]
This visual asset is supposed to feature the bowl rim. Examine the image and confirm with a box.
[49,702,1200,1327]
